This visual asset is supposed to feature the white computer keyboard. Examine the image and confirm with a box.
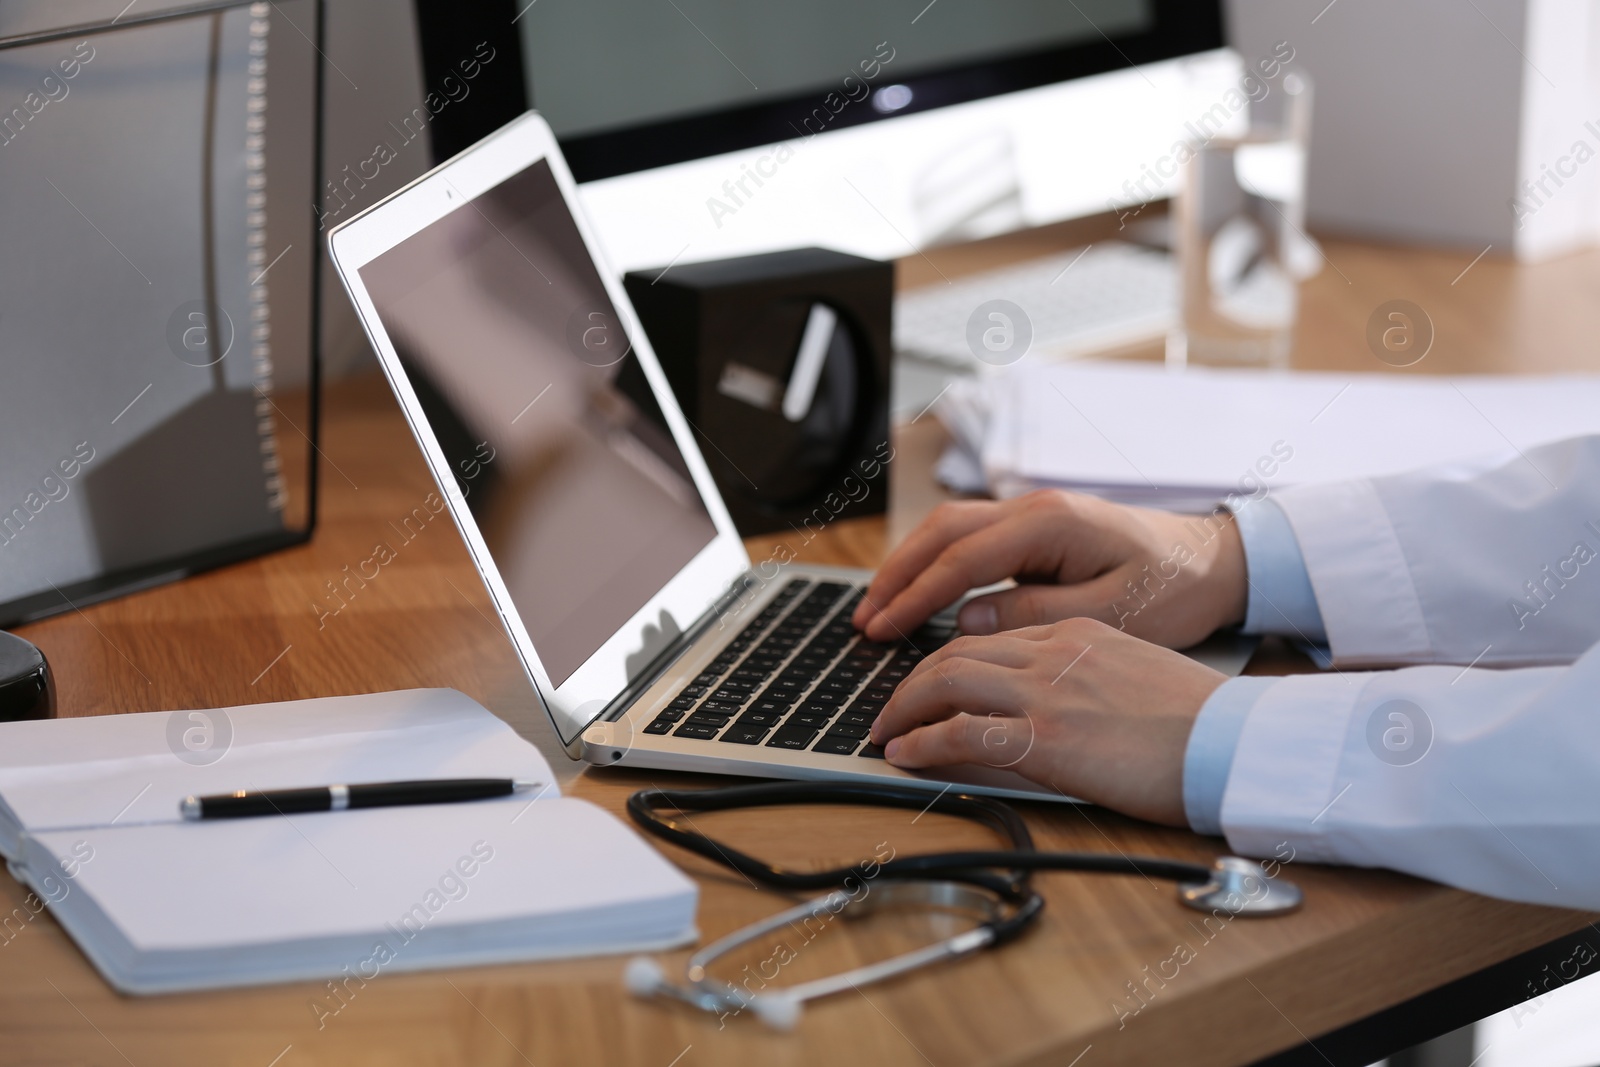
[893,241,1176,367]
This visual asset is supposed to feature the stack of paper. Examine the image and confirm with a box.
[0,689,697,994]
[935,362,1600,512]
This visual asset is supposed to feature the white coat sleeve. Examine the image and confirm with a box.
[1217,652,1600,909]
[1271,435,1600,668]
[1215,435,1600,908]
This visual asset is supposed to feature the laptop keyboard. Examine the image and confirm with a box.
[640,579,956,758]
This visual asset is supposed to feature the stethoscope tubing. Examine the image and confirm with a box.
[625,781,1298,1026]
[628,781,1214,894]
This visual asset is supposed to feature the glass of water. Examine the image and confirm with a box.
[1168,72,1316,369]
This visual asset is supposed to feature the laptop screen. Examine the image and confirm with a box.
[358,158,719,687]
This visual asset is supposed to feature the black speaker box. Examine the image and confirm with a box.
[624,247,894,537]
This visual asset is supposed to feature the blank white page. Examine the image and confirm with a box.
[30,796,694,951]
[993,363,1600,492]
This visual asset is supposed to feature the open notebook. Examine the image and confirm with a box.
[0,689,697,994]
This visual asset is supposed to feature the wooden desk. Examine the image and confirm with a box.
[6,229,1599,1067]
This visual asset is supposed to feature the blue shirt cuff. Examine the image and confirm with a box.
[1231,498,1328,644]
[1183,676,1279,836]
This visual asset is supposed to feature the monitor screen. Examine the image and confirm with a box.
[421,1,1226,271]
[520,0,1153,141]
[358,158,719,687]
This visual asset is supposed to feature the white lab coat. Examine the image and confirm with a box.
[1220,436,1600,909]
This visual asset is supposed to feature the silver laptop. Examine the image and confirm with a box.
[328,113,1249,802]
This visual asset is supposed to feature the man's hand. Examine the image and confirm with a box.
[869,619,1227,826]
[851,490,1248,649]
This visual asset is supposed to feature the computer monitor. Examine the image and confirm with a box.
[425,1,1234,273]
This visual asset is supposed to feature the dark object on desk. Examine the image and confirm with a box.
[0,631,54,722]
[180,777,541,820]
[624,248,893,537]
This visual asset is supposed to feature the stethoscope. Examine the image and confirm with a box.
[622,781,1303,1029]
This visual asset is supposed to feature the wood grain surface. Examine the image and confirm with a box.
[5,224,1600,1067]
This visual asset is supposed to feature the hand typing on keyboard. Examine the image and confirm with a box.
[867,618,1225,826]
[852,490,1248,650]
[854,489,1250,825]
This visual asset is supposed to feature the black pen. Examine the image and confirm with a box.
[178,778,544,820]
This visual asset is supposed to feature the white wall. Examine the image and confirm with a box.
[1227,0,1600,260]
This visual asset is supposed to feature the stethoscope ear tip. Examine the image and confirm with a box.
[625,952,802,1027]
[751,991,802,1031]
[624,956,668,998]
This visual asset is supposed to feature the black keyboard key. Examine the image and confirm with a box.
[644,716,677,735]
[737,708,784,725]
[747,696,793,716]
[709,686,752,704]
[767,724,820,750]
[668,695,698,711]
[858,742,887,759]
[789,711,834,728]
[731,668,771,684]
[686,711,734,727]
[673,722,721,739]
[719,723,770,745]
[853,690,890,707]
[812,734,861,755]
[699,698,744,715]
[838,712,879,729]
[680,685,708,698]
[827,721,871,740]
[806,691,846,706]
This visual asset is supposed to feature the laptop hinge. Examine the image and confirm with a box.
[595,572,757,726]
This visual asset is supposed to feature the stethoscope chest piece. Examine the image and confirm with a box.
[1178,856,1302,916]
